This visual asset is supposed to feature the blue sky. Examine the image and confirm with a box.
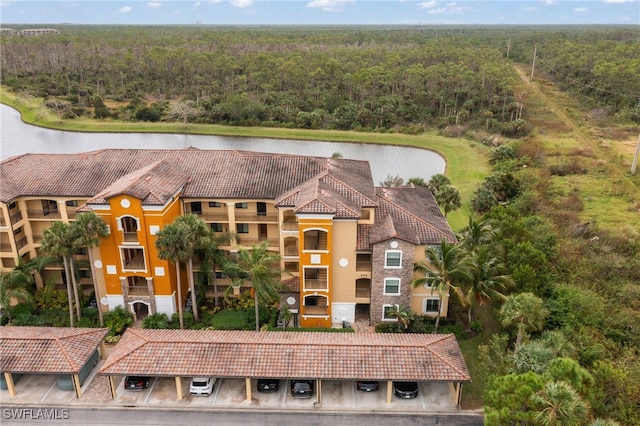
[1,0,638,25]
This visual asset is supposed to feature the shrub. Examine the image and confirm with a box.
[375,323,401,333]
[143,313,170,329]
[104,306,133,336]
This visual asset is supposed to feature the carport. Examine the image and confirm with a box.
[99,329,470,407]
[0,326,109,399]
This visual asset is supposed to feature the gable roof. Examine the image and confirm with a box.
[85,159,190,206]
[0,326,109,374]
[369,186,456,246]
[99,329,470,383]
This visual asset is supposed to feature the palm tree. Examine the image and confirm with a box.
[224,242,281,331]
[72,211,109,326]
[155,221,191,329]
[40,221,76,327]
[0,269,34,322]
[199,230,234,308]
[172,214,209,322]
[411,240,472,334]
[500,292,548,355]
[531,381,590,426]
[458,215,497,253]
[462,244,512,330]
[386,304,412,330]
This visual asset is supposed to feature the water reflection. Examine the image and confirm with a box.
[0,104,445,183]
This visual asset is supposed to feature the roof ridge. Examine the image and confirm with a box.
[323,174,377,206]
[100,328,150,370]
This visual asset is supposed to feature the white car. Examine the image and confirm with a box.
[190,377,216,396]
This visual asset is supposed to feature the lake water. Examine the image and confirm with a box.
[0,104,445,183]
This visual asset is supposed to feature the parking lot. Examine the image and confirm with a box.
[1,364,458,413]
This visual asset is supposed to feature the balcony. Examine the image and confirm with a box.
[235,237,279,248]
[123,232,138,243]
[10,211,22,224]
[235,211,278,222]
[127,285,150,296]
[15,237,28,251]
[304,305,329,316]
[281,221,298,232]
[283,245,299,257]
[355,287,371,298]
[123,258,146,271]
[194,211,229,222]
[304,279,328,291]
[27,209,62,220]
[0,242,12,252]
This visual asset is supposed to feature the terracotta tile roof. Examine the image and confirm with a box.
[86,159,190,206]
[99,329,470,382]
[0,150,369,203]
[370,186,457,246]
[0,326,109,374]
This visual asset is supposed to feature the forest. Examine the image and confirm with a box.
[1,25,639,135]
[1,25,640,425]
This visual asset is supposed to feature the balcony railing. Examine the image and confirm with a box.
[281,222,298,232]
[236,237,279,247]
[304,279,328,291]
[27,209,62,220]
[15,237,28,250]
[127,286,150,296]
[304,306,328,315]
[355,287,371,298]
[356,262,372,272]
[10,211,22,224]
[283,246,299,256]
[235,212,278,222]
[123,232,138,242]
[123,258,146,271]
[0,243,12,252]
[191,212,229,222]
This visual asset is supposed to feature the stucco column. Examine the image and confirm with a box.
[108,376,117,399]
[4,372,16,397]
[226,202,237,246]
[72,374,82,398]
[175,377,183,400]
[386,380,393,403]
[245,377,252,401]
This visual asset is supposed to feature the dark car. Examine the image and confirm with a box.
[356,380,380,392]
[393,381,419,399]
[257,378,280,393]
[124,376,151,391]
[290,379,314,398]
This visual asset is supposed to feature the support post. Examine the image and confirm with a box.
[386,380,393,404]
[72,374,82,399]
[4,372,16,397]
[175,376,183,400]
[108,376,117,399]
[245,377,252,401]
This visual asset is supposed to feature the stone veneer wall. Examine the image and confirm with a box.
[370,238,416,328]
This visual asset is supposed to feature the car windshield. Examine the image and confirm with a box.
[295,383,310,390]
[193,380,208,386]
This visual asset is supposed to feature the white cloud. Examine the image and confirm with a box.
[418,1,439,9]
[117,6,133,13]
[522,6,537,12]
[307,0,354,12]
[542,0,555,5]
[0,1,10,7]
[174,9,182,15]
[574,6,588,12]
[194,2,201,7]
[208,0,221,3]
[231,0,253,8]
[604,0,634,3]
[147,2,162,8]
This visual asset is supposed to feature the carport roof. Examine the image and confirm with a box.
[0,326,109,374]
[99,329,471,382]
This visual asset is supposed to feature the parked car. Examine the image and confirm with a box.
[190,376,216,396]
[356,380,379,392]
[290,379,314,398]
[393,381,419,399]
[57,349,100,391]
[257,378,280,393]
[0,373,22,390]
[124,376,151,391]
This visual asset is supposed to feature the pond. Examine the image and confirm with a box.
[0,104,445,183]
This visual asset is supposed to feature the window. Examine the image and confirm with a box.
[236,223,249,234]
[382,304,398,321]
[215,271,226,279]
[42,199,58,215]
[208,201,221,208]
[66,200,78,207]
[385,250,402,268]
[121,248,146,271]
[257,202,267,216]
[384,278,401,295]
[190,202,202,214]
[8,202,16,210]
[211,223,223,232]
[79,269,91,279]
[424,298,440,314]
[235,202,248,209]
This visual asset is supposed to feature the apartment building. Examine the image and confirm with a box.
[0,149,456,328]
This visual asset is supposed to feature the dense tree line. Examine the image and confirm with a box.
[0,26,621,134]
